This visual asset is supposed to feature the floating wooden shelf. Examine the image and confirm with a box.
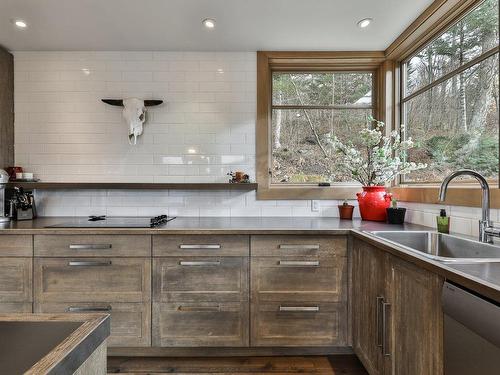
[7,182,258,191]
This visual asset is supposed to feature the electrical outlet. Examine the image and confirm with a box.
[311,200,320,212]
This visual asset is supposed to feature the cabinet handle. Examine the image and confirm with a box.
[179,261,221,266]
[376,296,384,347]
[278,244,320,250]
[69,244,112,250]
[382,301,391,357]
[68,261,112,267]
[278,260,319,267]
[177,305,220,312]
[279,306,320,312]
[67,306,112,312]
[179,244,221,249]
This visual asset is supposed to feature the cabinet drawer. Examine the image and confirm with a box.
[0,235,32,257]
[153,257,248,302]
[0,303,32,313]
[251,302,347,347]
[153,235,249,257]
[251,257,346,302]
[34,258,151,303]
[0,258,32,303]
[35,302,151,347]
[251,235,347,257]
[153,302,249,347]
[34,235,151,257]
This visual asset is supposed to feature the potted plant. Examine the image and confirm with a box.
[338,199,354,220]
[329,117,426,221]
[386,198,406,224]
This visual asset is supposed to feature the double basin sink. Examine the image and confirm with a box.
[369,231,500,264]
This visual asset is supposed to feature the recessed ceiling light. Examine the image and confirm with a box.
[202,18,216,29]
[357,18,372,28]
[13,19,27,29]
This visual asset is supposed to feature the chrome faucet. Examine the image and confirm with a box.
[439,169,500,243]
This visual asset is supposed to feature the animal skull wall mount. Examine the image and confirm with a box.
[102,98,163,145]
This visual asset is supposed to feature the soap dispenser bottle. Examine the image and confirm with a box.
[437,208,450,234]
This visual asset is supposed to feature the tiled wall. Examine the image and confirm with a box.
[403,202,498,237]
[13,51,349,218]
[12,51,488,234]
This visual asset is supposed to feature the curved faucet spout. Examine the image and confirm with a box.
[438,169,491,242]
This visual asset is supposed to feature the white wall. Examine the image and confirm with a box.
[12,51,490,235]
[14,51,350,218]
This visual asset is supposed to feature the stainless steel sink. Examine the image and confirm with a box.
[369,231,500,264]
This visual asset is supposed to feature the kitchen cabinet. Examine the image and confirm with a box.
[0,235,33,313]
[152,235,250,347]
[250,235,348,347]
[352,238,443,375]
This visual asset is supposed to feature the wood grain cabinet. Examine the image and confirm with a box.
[152,235,250,347]
[250,235,348,347]
[352,238,444,375]
[0,235,33,313]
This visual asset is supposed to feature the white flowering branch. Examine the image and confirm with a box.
[328,117,426,186]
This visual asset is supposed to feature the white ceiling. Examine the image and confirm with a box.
[0,0,434,52]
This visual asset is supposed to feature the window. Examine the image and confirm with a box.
[401,0,499,183]
[271,72,374,184]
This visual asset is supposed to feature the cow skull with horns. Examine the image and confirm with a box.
[102,98,163,145]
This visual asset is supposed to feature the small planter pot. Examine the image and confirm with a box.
[338,204,354,220]
[386,207,406,224]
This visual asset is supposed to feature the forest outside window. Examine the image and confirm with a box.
[401,0,499,184]
[271,72,374,185]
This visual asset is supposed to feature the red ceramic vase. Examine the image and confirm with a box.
[356,186,392,221]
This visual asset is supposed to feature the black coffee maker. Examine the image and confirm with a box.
[5,187,37,221]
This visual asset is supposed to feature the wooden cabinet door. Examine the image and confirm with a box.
[34,258,151,303]
[352,239,385,375]
[153,302,249,347]
[0,258,32,303]
[153,257,248,303]
[385,256,443,375]
[35,302,151,347]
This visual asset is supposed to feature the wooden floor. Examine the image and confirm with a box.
[107,355,368,374]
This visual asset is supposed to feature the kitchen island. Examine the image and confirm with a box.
[0,313,109,374]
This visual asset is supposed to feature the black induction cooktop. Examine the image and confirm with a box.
[45,215,176,228]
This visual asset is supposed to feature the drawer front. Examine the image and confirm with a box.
[251,235,347,257]
[0,258,32,302]
[153,257,248,302]
[251,257,346,302]
[34,258,151,302]
[0,235,32,257]
[153,235,249,257]
[153,302,249,347]
[34,235,151,257]
[251,302,347,347]
[0,303,32,313]
[35,302,151,347]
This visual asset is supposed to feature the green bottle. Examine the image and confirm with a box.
[436,209,450,234]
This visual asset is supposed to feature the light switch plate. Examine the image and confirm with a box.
[311,200,320,212]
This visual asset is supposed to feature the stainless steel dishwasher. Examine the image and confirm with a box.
[442,282,500,374]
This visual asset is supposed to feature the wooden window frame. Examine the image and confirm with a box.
[387,0,500,208]
[256,51,388,200]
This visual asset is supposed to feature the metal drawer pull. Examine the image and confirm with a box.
[179,261,221,266]
[278,244,320,250]
[278,260,319,267]
[177,305,221,312]
[69,244,112,250]
[376,296,384,347]
[67,306,112,312]
[382,301,391,356]
[179,244,221,249]
[279,306,320,312]
[68,261,112,267]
